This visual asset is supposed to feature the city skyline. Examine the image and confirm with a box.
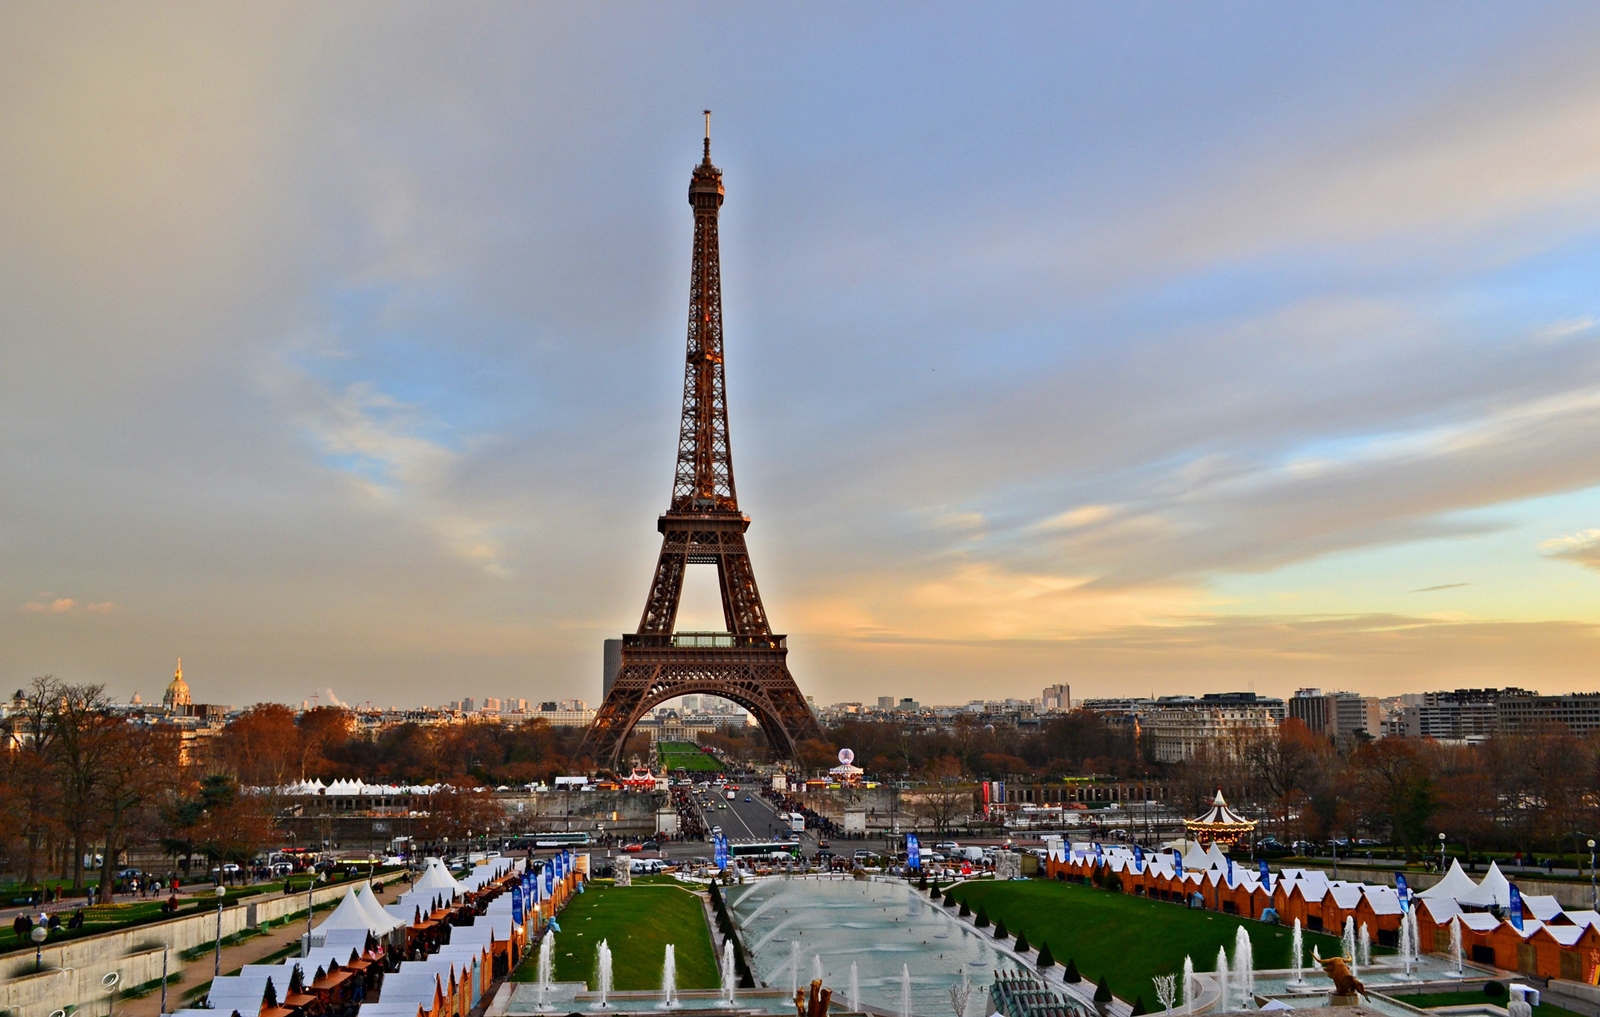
[7,5,1600,709]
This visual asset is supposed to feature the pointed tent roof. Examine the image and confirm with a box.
[316,888,389,934]
[1418,859,1481,902]
[1462,861,1511,907]
[354,882,405,932]
[411,858,465,896]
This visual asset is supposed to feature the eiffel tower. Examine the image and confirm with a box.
[582,115,823,768]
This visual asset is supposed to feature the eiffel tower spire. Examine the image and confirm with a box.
[581,118,821,768]
[674,109,736,514]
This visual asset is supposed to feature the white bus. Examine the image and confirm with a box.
[785,812,806,833]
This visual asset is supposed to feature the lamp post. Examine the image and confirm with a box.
[1439,832,1447,873]
[1589,839,1596,910]
[213,884,227,977]
[31,923,47,972]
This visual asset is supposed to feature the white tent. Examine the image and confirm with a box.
[1418,859,1480,902]
[411,857,466,897]
[355,882,406,932]
[1462,861,1512,908]
[316,887,389,935]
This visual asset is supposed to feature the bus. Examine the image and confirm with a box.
[532,832,592,848]
[784,812,806,833]
[728,840,800,860]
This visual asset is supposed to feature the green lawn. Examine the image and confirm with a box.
[947,880,1343,1005]
[1390,992,1585,1017]
[512,881,718,991]
[657,742,724,773]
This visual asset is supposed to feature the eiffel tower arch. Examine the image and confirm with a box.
[581,115,823,769]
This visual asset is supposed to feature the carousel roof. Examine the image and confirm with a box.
[1184,790,1257,831]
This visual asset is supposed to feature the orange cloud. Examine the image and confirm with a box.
[19,597,115,615]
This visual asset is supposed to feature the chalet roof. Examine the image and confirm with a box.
[1416,897,1463,923]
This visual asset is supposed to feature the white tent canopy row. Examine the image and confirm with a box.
[1417,859,1513,908]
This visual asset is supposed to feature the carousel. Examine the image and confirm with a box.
[1183,789,1257,847]
[828,748,865,786]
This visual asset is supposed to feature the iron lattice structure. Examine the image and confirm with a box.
[582,117,823,768]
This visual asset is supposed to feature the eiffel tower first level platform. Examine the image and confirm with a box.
[580,114,823,769]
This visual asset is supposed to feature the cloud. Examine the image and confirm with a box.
[1411,583,1470,593]
[21,598,78,614]
[1543,529,1600,571]
[19,598,115,615]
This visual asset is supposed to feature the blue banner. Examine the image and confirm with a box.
[1227,857,1235,885]
[1133,845,1144,873]
[1094,842,1103,865]
[1175,851,1184,876]
[906,834,921,870]
[1395,874,1410,913]
[1509,883,1523,931]
[511,886,523,925]
[1259,858,1271,893]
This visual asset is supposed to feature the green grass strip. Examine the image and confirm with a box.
[512,883,717,991]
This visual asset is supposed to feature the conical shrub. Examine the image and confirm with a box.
[974,905,990,928]
[993,918,1009,939]
[1094,977,1112,1003]
[1015,930,1030,952]
[1036,941,1055,969]
[1063,958,1081,983]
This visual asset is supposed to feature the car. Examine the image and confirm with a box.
[718,803,727,810]
[642,840,659,850]
[743,796,752,803]
[116,867,143,879]
[935,841,959,852]
[1356,838,1379,847]
[623,843,644,853]
[711,826,722,835]
[818,839,829,849]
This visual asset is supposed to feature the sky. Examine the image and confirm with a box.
[5,4,1600,710]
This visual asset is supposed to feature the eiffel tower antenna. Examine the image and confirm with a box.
[582,119,822,768]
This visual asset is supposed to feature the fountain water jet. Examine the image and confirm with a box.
[536,934,556,1011]
[592,940,613,1010]
[1182,956,1194,1016]
[1342,918,1358,976]
[1450,916,1464,978]
[790,942,800,998]
[1358,923,1371,969]
[1398,915,1413,978]
[849,962,860,1013]
[901,965,912,1017]
[718,940,736,1007]
[658,944,678,1009]
[814,954,824,985]
[1288,920,1306,988]
[1233,926,1253,1005]
[1216,947,1230,1014]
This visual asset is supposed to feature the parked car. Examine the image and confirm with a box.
[623,842,644,853]
[642,840,659,850]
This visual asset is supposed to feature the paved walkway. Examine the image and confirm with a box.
[116,880,407,1017]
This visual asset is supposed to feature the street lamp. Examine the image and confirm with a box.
[1439,832,1447,873]
[213,884,227,977]
[1589,839,1596,910]
[31,923,47,972]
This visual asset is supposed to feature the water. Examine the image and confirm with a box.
[536,934,555,1011]
[727,878,1022,1017]
[900,965,911,1017]
[720,940,736,1007]
[948,970,971,1017]
[1288,921,1305,988]
[1216,947,1230,1014]
[659,944,678,1010]
[1397,916,1412,979]
[849,963,860,1013]
[1358,924,1371,969]
[1342,918,1357,975]
[593,941,613,1011]
[1450,916,1463,977]
[1182,956,1195,1016]
[790,942,800,997]
[813,955,824,986]
[1233,926,1253,1005]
